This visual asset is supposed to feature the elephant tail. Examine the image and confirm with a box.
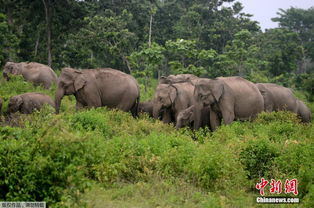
[131,93,140,118]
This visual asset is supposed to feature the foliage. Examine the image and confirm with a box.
[273,7,314,61]
[212,30,267,78]
[62,11,137,70]
[129,42,165,90]
[1,1,314,207]
[0,13,19,66]
[0,77,313,207]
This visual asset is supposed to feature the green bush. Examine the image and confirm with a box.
[240,139,280,180]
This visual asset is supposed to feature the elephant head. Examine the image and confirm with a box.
[8,96,23,114]
[55,68,86,113]
[3,62,21,80]
[175,105,194,129]
[194,78,224,107]
[153,84,178,119]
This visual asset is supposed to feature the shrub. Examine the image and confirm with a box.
[240,139,280,180]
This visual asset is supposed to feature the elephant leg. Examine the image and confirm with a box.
[76,101,84,110]
[193,103,203,130]
[84,93,102,108]
[221,110,235,125]
[218,99,235,125]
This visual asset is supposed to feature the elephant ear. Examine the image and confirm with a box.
[169,85,178,103]
[211,80,224,102]
[74,74,86,91]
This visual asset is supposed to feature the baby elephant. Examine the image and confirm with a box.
[8,92,55,114]
[176,105,210,129]
[138,100,153,117]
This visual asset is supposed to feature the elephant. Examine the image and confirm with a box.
[193,76,264,130]
[159,74,198,84]
[175,105,211,129]
[138,100,154,117]
[3,62,57,89]
[256,83,298,113]
[55,67,140,116]
[153,82,195,124]
[7,92,55,114]
[296,100,311,123]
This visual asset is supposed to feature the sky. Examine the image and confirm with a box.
[235,0,314,30]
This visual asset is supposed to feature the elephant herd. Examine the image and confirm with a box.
[1,62,139,116]
[140,74,312,130]
[0,61,312,131]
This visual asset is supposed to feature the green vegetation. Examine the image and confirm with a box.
[0,76,313,207]
[1,0,314,207]
[1,1,314,100]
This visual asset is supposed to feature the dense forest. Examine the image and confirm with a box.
[0,0,314,207]
[0,0,313,100]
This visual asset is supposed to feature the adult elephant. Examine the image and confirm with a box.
[55,67,140,116]
[7,92,54,114]
[3,62,57,89]
[194,76,264,130]
[159,74,198,84]
[296,100,311,123]
[256,83,299,113]
[153,82,195,124]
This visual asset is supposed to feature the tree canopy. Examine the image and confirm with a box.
[0,1,313,99]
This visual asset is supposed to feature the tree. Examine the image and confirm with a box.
[165,39,216,76]
[0,13,19,66]
[259,28,303,77]
[272,7,314,72]
[62,10,137,71]
[129,42,165,91]
[212,30,267,78]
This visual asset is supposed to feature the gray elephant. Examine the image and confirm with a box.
[3,62,57,89]
[138,100,154,117]
[175,105,211,129]
[153,82,195,124]
[194,77,264,130]
[296,100,311,123]
[55,67,140,116]
[256,83,298,113]
[159,74,198,84]
[8,92,55,114]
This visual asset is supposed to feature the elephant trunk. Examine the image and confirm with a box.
[55,87,65,114]
[153,103,162,119]
[175,121,182,130]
